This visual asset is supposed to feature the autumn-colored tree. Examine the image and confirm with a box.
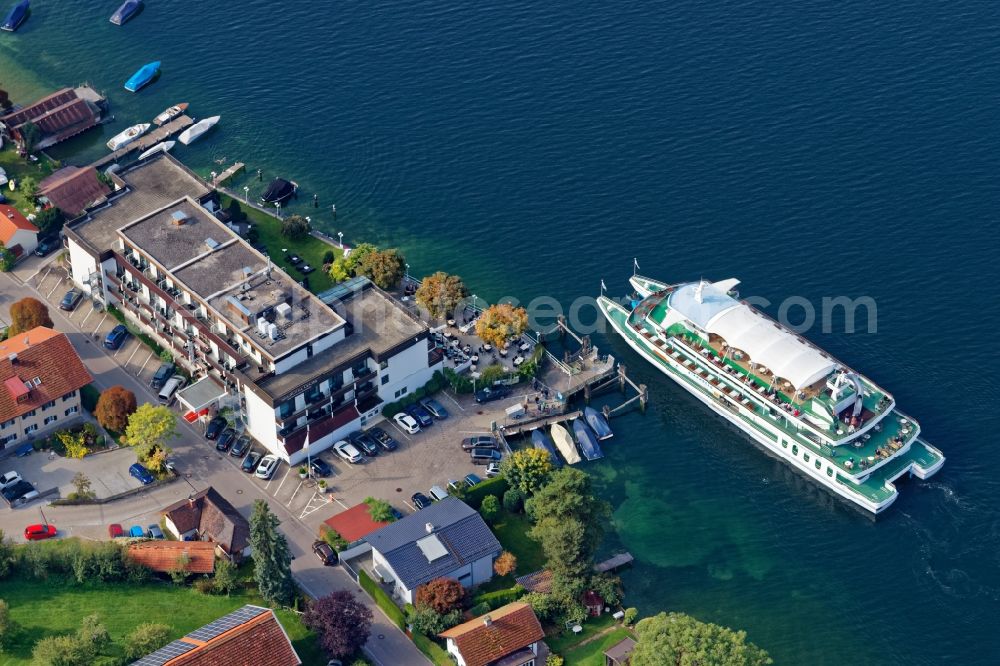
[328,242,377,282]
[500,447,554,495]
[122,404,177,464]
[356,248,406,290]
[9,297,53,335]
[94,386,137,433]
[415,272,467,320]
[475,303,528,349]
[494,551,517,577]
[415,577,466,614]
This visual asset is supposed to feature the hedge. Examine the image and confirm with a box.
[462,476,509,509]
[381,371,446,418]
[81,384,100,412]
[471,584,525,611]
[359,569,405,629]
[412,632,453,666]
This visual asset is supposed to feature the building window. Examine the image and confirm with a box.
[379,360,389,370]
[0,433,16,445]
[1,419,13,430]
[43,415,57,425]
[394,387,407,399]
[64,406,79,417]
[62,390,77,402]
[24,424,38,435]
[381,374,389,385]
[21,410,36,421]
[42,400,56,410]
[278,401,294,419]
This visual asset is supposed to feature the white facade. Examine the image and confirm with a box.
[371,545,496,605]
[4,227,37,256]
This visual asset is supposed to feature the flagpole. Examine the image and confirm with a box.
[306,424,311,479]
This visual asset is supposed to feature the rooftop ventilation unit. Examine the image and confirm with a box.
[275,303,292,320]
[170,211,187,226]
[256,317,268,335]
[267,323,279,341]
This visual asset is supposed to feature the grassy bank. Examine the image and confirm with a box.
[563,626,634,665]
[0,146,57,215]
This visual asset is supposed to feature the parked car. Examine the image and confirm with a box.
[150,361,176,390]
[24,524,57,541]
[129,525,145,538]
[464,473,483,487]
[368,426,398,451]
[241,451,262,473]
[33,236,59,257]
[2,480,37,504]
[0,470,22,490]
[393,412,420,434]
[348,431,379,457]
[108,524,124,538]
[461,434,497,451]
[470,447,502,464]
[157,375,186,406]
[447,479,466,493]
[59,289,83,311]
[313,540,337,566]
[333,440,364,464]
[204,416,227,440]
[310,457,334,478]
[147,524,165,539]
[411,492,432,510]
[230,435,252,457]
[420,398,449,420]
[256,454,280,480]
[128,462,154,485]
[485,462,501,478]
[406,404,434,428]
[215,428,237,452]
[474,386,511,404]
[429,485,449,501]
[104,324,130,350]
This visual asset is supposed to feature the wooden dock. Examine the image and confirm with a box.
[499,409,582,437]
[88,115,194,170]
[594,552,634,573]
[213,162,245,186]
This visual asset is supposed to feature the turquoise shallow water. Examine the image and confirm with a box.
[3,1,1000,662]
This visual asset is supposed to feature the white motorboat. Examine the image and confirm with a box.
[177,116,220,145]
[137,141,175,161]
[549,423,581,465]
[153,103,188,126]
[106,123,150,151]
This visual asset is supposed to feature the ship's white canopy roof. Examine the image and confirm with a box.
[668,280,838,389]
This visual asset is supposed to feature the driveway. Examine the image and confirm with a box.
[1,444,140,502]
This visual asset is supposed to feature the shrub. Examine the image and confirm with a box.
[415,577,465,614]
[547,656,565,666]
[321,525,349,552]
[80,384,101,412]
[623,607,639,626]
[193,577,215,594]
[407,606,461,635]
[0,248,16,272]
[213,559,239,595]
[469,601,491,616]
[322,249,337,265]
[463,476,509,509]
[359,570,405,629]
[503,489,525,513]
[480,495,500,523]
[123,622,172,660]
[364,497,395,523]
[493,551,517,577]
[472,585,525,612]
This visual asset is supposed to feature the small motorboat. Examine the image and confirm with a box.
[124,61,160,92]
[153,102,188,126]
[109,0,142,25]
[550,423,581,465]
[584,406,613,440]
[177,115,220,145]
[261,178,297,205]
[106,123,150,151]
[137,140,174,161]
[531,429,562,468]
[1,0,29,31]
[573,419,604,461]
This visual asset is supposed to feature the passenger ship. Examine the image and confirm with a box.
[598,275,944,514]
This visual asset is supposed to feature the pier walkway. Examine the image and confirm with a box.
[500,409,582,438]
[88,115,194,170]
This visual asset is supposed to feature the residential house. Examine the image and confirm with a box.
[38,166,111,217]
[0,204,38,257]
[0,327,91,451]
[127,541,216,574]
[323,502,390,544]
[364,497,502,604]
[603,636,636,666]
[132,604,300,666]
[439,602,546,666]
[0,86,106,150]
[161,487,250,561]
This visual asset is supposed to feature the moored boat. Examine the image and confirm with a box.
[177,115,220,145]
[1,0,29,31]
[137,141,174,161]
[106,123,150,151]
[124,61,160,92]
[573,419,604,461]
[153,103,188,125]
[261,178,297,205]
[531,429,562,468]
[549,423,581,465]
[109,0,142,25]
[584,406,613,440]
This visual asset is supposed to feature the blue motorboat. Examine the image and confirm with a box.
[531,429,563,468]
[1,0,29,31]
[124,61,160,92]
[573,419,604,461]
[584,406,613,440]
[110,0,142,25]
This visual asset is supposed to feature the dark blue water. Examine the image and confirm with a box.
[3,1,999,662]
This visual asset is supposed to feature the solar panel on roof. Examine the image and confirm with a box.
[186,605,269,643]
[130,639,197,666]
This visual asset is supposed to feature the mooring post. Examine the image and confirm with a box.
[618,364,627,394]
[584,382,591,405]
[639,383,648,413]
[557,314,566,341]
[602,404,611,420]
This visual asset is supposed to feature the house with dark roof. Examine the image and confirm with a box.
[38,166,111,217]
[439,602,546,666]
[0,204,39,257]
[127,541,216,574]
[364,496,502,604]
[161,487,251,561]
[0,327,91,451]
[603,636,636,666]
[0,86,106,150]
[132,604,300,666]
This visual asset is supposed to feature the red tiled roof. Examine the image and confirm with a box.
[39,166,111,216]
[0,88,101,149]
[323,503,390,543]
[0,205,38,244]
[127,541,216,574]
[0,327,92,422]
[439,602,545,666]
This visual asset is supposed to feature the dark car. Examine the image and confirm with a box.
[461,434,497,451]
[475,386,511,404]
[368,426,398,451]
[310,457,334,478]
[241,451,262,473]
[1,480,36,503]
[405,404,434,428]
[215,428,237,452]
[313,541,337,565]
[411,492,432,510]
[204,416,227,440]
[349,431,379,457]
[469,447,502,464]
[129,463,154,485]
[230,434,252,457]
[150,361,176,390]
[147,524,165,539]
[420,398,449,420]
[34,236,60,257]
[59,289,83,311]
[464,473,483,487]
[104,324,129,350]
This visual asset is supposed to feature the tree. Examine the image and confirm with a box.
[0,247,15,272]
[122,623,172,661]
[18,176,38,198]
[94,385,137,432]
[303,590,373,659]
[169,553,191,585]
[0,531,12,578]
[34,207,65,235]
[415,272,467,320]
[280,214,311,239]
[329,242,376,282]
[145,447,170,474]
[407,605,461,635]
[494,551,517,577]
[364,496,395,523]
[9,297,53,335]
[623,607,639,626]
[57,429,91,460]
[249,500,297,607]
[213,558,239,595]
[0,598,13,652]
[69,472,94,500]
[475,303,528,348]
[122,404,177,463]
[630,612,772,666]
[503,488,525,513]
[414,577,466,614]
[480,494,500,523]
[500,448,553,495]
[20,121,40,153]
[32,613,112,666]
[547,656,565,666]
[356,248,406,290]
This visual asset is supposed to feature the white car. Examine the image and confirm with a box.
[333,440,364,464]
[255,454,280,480]
[394,412,420,434]
[0,471,22,490]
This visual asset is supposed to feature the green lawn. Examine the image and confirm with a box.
[562,627,634,665]
[0,578,327,665]
[0,146,56,217]
[220,193,337,295]
[492,510,545,575]
[546,613,618,656]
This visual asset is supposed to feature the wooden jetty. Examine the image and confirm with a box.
[594,552,634,573]
[88,114,194,170]
[499,409,582,438]
[212,162,245,186]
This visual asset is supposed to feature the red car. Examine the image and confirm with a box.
[24,524,57,541]
[108,523,124,538]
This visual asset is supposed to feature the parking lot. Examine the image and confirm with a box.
[1,444,144,506]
